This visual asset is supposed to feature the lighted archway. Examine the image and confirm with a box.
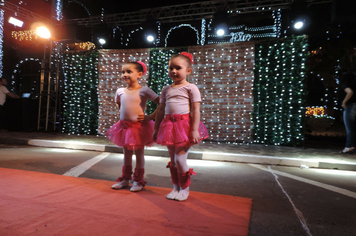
[11,58,41,96]
[165,24,200,47]
[125,27,144,47]
[67,0,91,17]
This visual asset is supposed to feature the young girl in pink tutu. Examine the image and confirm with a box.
[106,61,159,192]
[153,52,209,201]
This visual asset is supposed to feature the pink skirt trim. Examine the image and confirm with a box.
[106,120,155,150]
[156,114,209,147]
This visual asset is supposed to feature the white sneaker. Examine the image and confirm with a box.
[111,180,129,189]
[174,187,189,201]
[166,184,180,200]
[130,181,143,192]
[340,147,355,154]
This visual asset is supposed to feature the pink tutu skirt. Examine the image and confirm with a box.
[156,114,209,147]
[106,120,155,150]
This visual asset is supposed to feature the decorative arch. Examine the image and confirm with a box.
[126,27,144,47]
[11,57,41,95]
[68,0,91,16]
[165,24,200,47]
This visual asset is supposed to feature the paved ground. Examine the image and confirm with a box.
[1,130,356,171]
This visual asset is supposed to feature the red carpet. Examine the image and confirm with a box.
[0,167,252,236]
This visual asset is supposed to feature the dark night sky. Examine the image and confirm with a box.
[4,0,356,49]
[63,0,200,19]
[6,0,355,23]
[100,0,196,12]
[5,0,199,20]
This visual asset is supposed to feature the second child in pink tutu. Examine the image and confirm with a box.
[106,61,159,192]
[153,52,209,201]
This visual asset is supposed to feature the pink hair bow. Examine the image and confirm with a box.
[180,52,194,64]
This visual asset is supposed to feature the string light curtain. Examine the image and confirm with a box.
[62,51,99,135]
[253,36,308,146]
[189,43,255,144]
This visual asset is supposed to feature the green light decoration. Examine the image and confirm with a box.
[253,36,308,146]
[62,50,99,135]
[146,47,188,114]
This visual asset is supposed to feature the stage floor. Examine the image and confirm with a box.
[0,167,252,236]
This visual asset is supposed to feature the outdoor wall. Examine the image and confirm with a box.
[97,42,255,143]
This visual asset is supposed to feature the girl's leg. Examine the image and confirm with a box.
[175,146,196,201]
[134,148,145,169]
[166,146,180,199]
[112,147,133,189]
[123,148,133,166]
[174,146,189,173]
[131,148,146,192]
[167,146,177,166]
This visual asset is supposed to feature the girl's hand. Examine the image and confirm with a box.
[137,114,145,123]
[152,130,158,141]
[138,114,154,122]
[191,130,200,144]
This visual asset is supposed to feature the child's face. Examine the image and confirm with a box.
[121,64,142,85]
[168,57,192,83]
